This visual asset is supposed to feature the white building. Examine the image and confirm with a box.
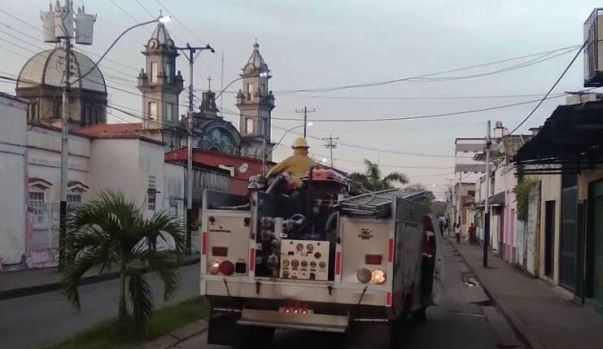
[0,93,28,267]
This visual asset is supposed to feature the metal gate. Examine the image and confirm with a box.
[560,174,578,290]
[589,181,603,309]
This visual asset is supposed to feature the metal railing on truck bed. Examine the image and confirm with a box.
[338,188,429,219]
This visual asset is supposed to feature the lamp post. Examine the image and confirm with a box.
[264,122,313,160]
[44,1,169,269]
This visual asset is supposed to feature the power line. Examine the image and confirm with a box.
[273,94,566,123]
[0,8,142,76]
[109,0,141,22]
[279,45,581,93]
[509,41,588,134]
[270,122,464,159]
[276,92,565,101]
[134,0,156,18]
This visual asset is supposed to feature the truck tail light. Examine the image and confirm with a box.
[365,254,383,265]
[212,246,228,257]
[219,260,234,276]
[357,268,371,283]
[235,261,247,273]
[371,269,386,284]
[281,306,311,315]
[209,260,220,275]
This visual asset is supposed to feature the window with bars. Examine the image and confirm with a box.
[148,190,156,211]
[28,191,45,224]
[67,194,81,204]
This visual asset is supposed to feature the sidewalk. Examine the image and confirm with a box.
[137,320,207,349]
[0,254,200,300]
[451,239,603,349]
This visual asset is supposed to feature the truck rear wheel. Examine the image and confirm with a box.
[411,306,427,323]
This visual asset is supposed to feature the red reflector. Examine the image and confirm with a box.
[365,254,383,265]
[201,232,207,255]
[219,260,234,276]
[249,248,255,272]
[388,238,394,263]
[335,251,342,275]
[386,292,392,306]
[212,246,228,257]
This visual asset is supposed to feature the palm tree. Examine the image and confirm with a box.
[61,191,186,330]
[349,159,409,192]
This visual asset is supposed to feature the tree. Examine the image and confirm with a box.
[349,159,409,192]
[61,191,186,331]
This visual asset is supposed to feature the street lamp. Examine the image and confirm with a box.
[266,122,313,157]
[73,15,171,85]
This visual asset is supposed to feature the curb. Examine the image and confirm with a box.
[446,239,544,349]
[137,320,208,349]
[0,257,200,301]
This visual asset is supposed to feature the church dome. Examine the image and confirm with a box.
[17,48,106,93]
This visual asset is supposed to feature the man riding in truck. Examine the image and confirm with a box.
[266,137,316,188]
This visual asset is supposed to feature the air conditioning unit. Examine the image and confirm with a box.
[584,8,603,87]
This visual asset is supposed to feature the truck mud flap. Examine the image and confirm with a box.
[207,309,240,345]
[238,308,349,333]
[208,308,275,347]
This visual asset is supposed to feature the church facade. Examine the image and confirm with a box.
[15,20,275,161]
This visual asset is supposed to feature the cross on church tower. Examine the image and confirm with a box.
[207,75,212,91]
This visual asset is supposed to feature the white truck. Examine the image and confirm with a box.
[200,169,441,347]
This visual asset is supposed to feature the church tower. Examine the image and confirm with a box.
[237,42,275,159]
[137,23,183,148]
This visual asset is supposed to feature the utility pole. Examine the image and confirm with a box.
[219,51,224,111]
[41,1,95,270]
[176,43,214,255]
[295,106,316,138]
[59,33,71,271]
[322,135,339,168]
[483,120,492,267]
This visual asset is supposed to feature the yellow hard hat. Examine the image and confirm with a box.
[292,137,309,149]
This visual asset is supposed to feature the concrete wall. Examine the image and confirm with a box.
[24,126,91,268]
[539,174,561,284]
[26,127,90,203]
[0,96,27,267]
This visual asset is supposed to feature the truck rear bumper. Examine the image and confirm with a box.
[202,278,389,307]
[238,308,349,333]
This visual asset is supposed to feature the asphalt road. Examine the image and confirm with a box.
[177,240,522,349]
[0,264,200,349]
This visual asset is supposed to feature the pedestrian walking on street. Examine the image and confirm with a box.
[454,222,461,244]
[468,223,477,244]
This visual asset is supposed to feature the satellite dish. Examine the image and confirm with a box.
[239,163,249,173]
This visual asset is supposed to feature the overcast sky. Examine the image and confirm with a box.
[0,0,600,199]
